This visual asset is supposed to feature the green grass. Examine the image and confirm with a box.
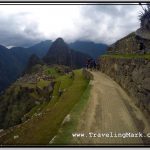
[52,81,61,97]
[37,79,50,88]
[20,73,74,121]
[20,83,35,88]
[44,67,57,75]
[0,65,75,132]
[30,92,39,99]
[23,102,49,120]
[52,83,91,145]
[0,70,90,145]
[57,73,73,90]
[43,73,74,112]
[102,54,150,59]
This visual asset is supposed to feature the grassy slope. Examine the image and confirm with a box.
[2,65,62,124]
[102,54,150,59]
[14,65,72,121]
[0,70,89,145]
[52,84,91,145]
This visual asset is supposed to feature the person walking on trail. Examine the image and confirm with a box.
[86,59,90,69]
[93,60,97,70]
[89,58,93,70]
[86,58,97,70]
[86,58,92,69]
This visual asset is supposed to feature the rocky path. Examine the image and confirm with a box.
[72,71,150,145]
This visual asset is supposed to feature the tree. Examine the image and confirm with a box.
[139,3,150,30]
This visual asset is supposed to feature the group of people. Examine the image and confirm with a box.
[86,58,97,70]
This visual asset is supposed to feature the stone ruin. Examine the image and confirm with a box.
[135,3,150,54]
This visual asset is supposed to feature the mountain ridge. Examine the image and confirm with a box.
[43,38,91,68]
[70,41,108,59]
[0,39,107,92]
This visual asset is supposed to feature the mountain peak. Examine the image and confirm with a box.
[55,37,65,43]
[43,37,91,68]
[49,37,68,52]
[53,37,66,46]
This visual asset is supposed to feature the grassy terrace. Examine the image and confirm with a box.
[101,54,150,59]
[52,84,91,144]
[0,69,90,145]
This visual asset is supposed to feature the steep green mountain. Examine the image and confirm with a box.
[10,40,52,69]
[11,47,30,70]
[43,38,91,68]
[69,41,108,58]
[23,54,44,74]
[0,40,52,93]
[27,40,52,58]
[0,45,22,93]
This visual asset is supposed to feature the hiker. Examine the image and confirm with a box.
[86,58,92,69]
[86,59,90,69]
[86,58,97,70]
[89,58,93,70]
[93,60,97,70]
[90,59,97,70]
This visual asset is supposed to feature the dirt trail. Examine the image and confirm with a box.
[73,71,150,145]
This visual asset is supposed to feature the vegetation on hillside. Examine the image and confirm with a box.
[0,64,72,129]
[0,67,90,145]
[52,84,92,144]
[101,54,150,59]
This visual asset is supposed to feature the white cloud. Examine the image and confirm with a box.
[0,4,143,46]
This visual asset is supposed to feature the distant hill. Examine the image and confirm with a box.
[43,38,91,68]
[11,40,52,61]
[24,54,44,74]
[0,39,106,92]
[0,40,52,92]
[27,40,52,58]
[10,40,52,72]
[0,45,22,92]
[69,41,108,59]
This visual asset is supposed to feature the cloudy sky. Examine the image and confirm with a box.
[0,4,144,47]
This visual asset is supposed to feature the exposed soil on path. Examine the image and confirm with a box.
[72,71,150,145]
